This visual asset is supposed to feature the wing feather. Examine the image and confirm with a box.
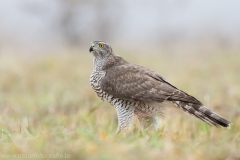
[101,64,202,104]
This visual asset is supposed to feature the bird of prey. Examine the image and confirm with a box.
[89,40,230,133]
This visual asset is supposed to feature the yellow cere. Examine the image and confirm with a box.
[91,43,94,47]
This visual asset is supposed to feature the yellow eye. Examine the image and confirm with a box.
[99,44,104,48]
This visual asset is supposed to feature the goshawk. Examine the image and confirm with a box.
[89,40,230,133]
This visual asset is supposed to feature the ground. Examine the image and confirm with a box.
[0,50,239,160]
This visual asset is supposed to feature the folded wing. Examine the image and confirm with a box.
[101,64,202,105]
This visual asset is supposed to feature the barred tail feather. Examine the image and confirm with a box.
[173,101,231,128]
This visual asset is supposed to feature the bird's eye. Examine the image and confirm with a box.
[99,44,104,48]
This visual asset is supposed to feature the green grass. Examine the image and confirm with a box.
[0,51,239,160]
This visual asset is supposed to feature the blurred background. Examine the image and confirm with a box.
[0,1,240,160]
[1,0,240,54]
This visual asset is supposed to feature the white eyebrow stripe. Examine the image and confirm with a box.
[90,41,108,46]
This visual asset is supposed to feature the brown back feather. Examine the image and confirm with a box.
[101,62,201,105]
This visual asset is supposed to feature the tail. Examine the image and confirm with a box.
[173,101,231,128]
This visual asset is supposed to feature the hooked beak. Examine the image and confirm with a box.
[89,46,94,52]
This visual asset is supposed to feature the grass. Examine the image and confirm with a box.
[0,50,239,160]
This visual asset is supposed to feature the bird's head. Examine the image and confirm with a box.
[89,41,113,59]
